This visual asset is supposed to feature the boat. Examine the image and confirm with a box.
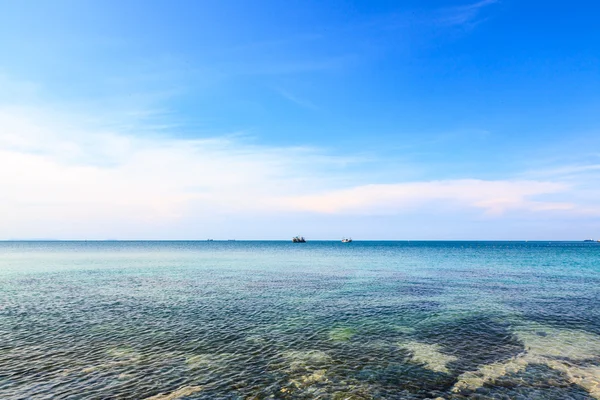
[341,237,352,243]
[292,236,306,243]
[584,239,595,242]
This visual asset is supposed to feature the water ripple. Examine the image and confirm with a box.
[1,241,599,399]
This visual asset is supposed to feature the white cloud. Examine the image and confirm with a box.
[0,99,597,239]
[0,105,359,237]
[278,180,572,215]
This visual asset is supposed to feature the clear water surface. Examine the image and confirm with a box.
[1,241,599,399]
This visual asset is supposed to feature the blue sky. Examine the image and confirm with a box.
[0,0,599,240]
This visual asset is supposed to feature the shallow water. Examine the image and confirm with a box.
[0,241,599,399]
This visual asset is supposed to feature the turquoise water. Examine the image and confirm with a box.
[1,241,599,399]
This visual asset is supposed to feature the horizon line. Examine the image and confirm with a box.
[0,239,596,242]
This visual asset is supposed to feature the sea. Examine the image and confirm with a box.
[0,241,599,399]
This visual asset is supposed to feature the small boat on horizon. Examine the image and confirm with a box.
[292,236,306,243]
[342,237,352,243]
[584,239,596,242]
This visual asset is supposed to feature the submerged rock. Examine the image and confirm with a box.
[331,389,373,400]
[515,323,600,360]
[144,385,203,400]
[398,341,457,374]
[329,327,355,342]
[280,349,332,374]
[281,350,332,365]
[185,352,234,371]
[392,325,416,335]
[107,347,140,359]
[451,323,600,399]
[290,369,329,388]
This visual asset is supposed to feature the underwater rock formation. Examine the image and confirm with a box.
[451,323,600,398]
[399,341,458,374]
[144,385,203,400]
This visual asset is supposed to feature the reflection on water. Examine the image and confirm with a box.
[0,241,599,399]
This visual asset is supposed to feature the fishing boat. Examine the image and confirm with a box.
[292,236,306,243]
[342,237,352,243]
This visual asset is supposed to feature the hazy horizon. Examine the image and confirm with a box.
[2,238,597,242]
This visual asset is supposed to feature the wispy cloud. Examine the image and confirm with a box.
[234,55,355,76]
[278,180,573,216]
[223,33,324,54]
[436,0,499,27]
[274,87,318,110]
[378,0,499,32]
[0,74,40,103]
[522,163,600,180]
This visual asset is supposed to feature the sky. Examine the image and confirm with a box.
[0,0,599,240]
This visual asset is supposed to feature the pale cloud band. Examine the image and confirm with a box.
[0,99,596,239]
[280,180,573,215]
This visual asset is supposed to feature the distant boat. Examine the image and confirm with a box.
[341,237,352,243]
[584,239,595,242]
[207,239,214,241]
[292,236,306,243]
